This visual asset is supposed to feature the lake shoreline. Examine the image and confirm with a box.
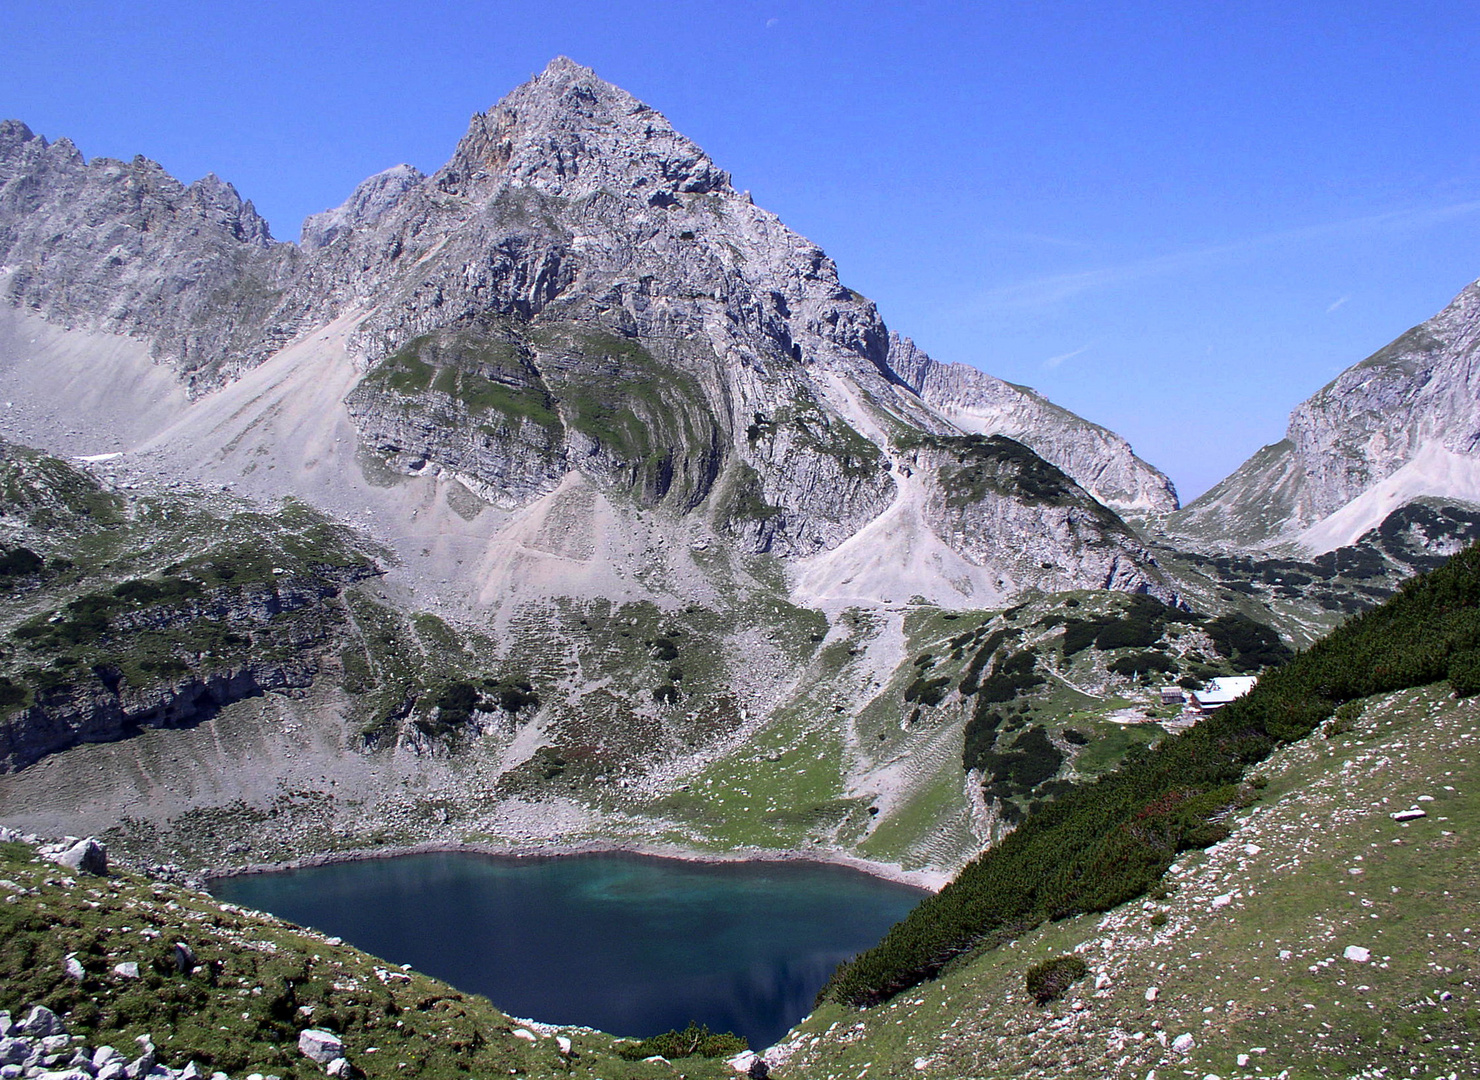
[202,837,949,893]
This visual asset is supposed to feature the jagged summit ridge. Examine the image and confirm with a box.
[0,59,1178,602]
[300,163,424,249]
[439,57,732,201]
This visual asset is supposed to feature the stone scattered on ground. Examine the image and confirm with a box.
[0,1004,235,1080]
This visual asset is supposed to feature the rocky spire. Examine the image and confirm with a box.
[433,56,731,200]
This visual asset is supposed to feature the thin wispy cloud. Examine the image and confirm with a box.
[971,199,1480,313]
[1326,295,1349,313]
[1043,346,1087,370]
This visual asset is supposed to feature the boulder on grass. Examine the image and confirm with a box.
[298,1031,344,1066]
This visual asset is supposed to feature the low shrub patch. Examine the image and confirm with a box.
[1024,955,1087,1004]
[617,1023,747,1061]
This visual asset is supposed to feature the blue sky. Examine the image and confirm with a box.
[4,1,1479,501]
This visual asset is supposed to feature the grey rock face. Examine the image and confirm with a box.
[1286,281,1480,516]
[1170,278,1480,549]
[909,434,1173,600]
[0,121,296,392]
[300,164,424,250]
[889,333,1179,514]
[0,570,364,773]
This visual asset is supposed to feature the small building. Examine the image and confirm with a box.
[1190,676,1257,713]
[1158,686,1185,706]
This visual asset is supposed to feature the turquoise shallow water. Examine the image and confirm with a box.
[210,851,925,1049]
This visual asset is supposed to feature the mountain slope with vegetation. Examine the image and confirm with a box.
[779,677,1478,1078]
[819,541,1480,1009]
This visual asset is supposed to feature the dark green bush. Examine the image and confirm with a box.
[0,676,26,709]
[1024,955,1087,1004]
[959,629,1018,694]
[0,547,43,577]
[1448,648,1480,697]
[904,675,952,706]
[976,650,1044,704]
[617,1023,747,1061]
[975,725,1063,794]
[1206,612,1293,672]
[1108,651,1176,677]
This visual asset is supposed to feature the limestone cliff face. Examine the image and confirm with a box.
[0,58,1172,589]
[888,333,1179,515]
[0,120,296,391]
[1286,282,1480,516]
[1169,279,1480,551]
[910,434,1172,600]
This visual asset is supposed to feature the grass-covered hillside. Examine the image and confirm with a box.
[0,839,740,1080]
[820,542,1480,1010]
[778,678,1478,1078]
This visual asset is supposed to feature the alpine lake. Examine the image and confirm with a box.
[210,852,926,1051]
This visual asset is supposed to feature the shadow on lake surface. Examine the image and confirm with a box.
[210,851,926,1050]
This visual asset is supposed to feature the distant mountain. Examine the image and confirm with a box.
[1167,279,1480,553]
[0,59,1268,886]
[0,58,1174,608]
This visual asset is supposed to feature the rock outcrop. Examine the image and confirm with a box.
[0,120,296,391]
[889,333,1179,514]
[1168,278,1480,553]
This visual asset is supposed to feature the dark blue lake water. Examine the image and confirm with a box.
[210,852,924,1049]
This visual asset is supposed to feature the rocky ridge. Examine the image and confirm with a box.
[1168,277,1480,554]
[0,58,1175,598]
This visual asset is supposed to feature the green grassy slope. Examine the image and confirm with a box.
[821,544,1480,1008]
[778,680,1479,1078]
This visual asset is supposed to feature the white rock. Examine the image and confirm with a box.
[326,1058,353,1078]
[1210,893,1233,909]
[914,1058,931,1071]
[512,1030,536,1043]
[297,1030,344,1065]
[1144,986,1159,1002]
[726,1051,758,1073]
[1171,1033,1195,1053]
[1391,808,1426,821]
[1343,946,1371,963]
[554,1037,572,1056]
[19,1006,63,1037]
[53,839,107,876]
[63,956,84,981]
[93,1048,123,1069]
[1237,1054,1250,1067]
[112,963,139,979]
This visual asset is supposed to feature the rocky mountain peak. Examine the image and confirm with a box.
[301,162,425,249]
[183,172,273,245]
[436,56,731,200]
[0,119,38,159]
